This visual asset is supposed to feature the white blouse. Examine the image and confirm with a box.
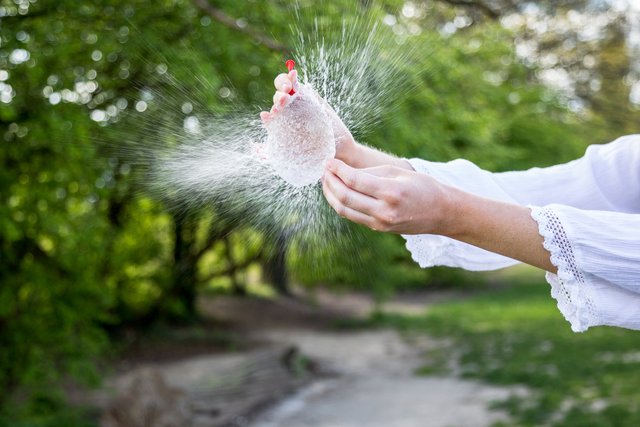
[402,135,640,332]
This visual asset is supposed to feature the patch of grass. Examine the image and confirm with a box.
[0,399,98,427]
[372,282,640,426]
[412,340,458,377]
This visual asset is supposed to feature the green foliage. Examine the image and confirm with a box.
[373,283,640,426]
[370,20,590,170]
[290,223,431,297]
[0,404,96,427]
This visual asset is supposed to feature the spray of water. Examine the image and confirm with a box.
[117,6,415,257]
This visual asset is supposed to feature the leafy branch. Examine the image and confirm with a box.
[191,0,288,51]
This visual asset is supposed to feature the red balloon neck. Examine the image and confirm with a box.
[285,59,295,71]
[285,59,296,95]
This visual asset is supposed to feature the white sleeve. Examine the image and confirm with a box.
[494,134,640,212]
[402,134,640,270]
[532,204,640,332]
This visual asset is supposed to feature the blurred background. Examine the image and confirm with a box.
[1,0,639,426]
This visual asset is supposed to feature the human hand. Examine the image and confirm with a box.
[258,65,335,186]
[322,158,450,235]
[322,159,559,273]
[260,66,357,161]
[259,68,300,121]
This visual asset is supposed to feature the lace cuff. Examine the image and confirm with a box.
[530,205,600,332]
[403,234,455,268]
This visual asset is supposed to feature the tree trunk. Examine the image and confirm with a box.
[169,213,199,320]
[223,235,246,296]
[264,234,290,296]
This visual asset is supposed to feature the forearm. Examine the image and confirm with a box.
[442,187,556,273]
[338,141,413,170]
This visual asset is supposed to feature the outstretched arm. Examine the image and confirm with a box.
[322,159,556,273]
[324,158,640,332]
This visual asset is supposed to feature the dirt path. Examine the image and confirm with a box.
[79,292,526,426]
[246,328,523,427]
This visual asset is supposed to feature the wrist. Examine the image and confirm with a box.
[435,185,471,239]
[335,138,362,166]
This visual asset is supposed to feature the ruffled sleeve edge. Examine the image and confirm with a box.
[529,205,600,332]
[402,234,455,269]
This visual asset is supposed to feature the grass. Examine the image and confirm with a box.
[0,399,98,427]
[371,282,640,426]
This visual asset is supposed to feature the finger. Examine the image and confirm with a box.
[288,69,299,91]
[260,111,271,123]
[326,159,385,197]
[322,177,377,228]
[274,73,292,92]
[272,91,290,112]
[323,170,382,217]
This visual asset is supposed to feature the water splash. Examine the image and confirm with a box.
[293,17,409,139]
[125,7,413,247]
[263,83,336,187]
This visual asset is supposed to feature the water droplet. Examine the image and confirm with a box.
[135,100,147,112]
